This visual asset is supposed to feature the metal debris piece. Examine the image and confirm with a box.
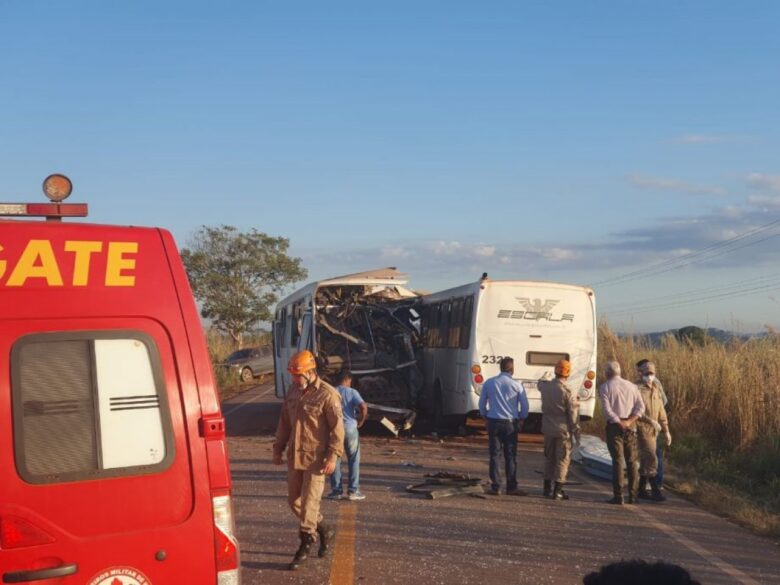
[406,472,485,499]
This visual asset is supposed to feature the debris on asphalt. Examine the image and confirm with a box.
[406,472,484,499]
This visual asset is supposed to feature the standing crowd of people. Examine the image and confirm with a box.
[477,355,672,506]
[273,350,673,570]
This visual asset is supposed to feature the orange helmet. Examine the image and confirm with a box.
[288,350,317,375]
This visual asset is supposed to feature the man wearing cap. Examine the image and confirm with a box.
[539,359,581,500]
[598,360,645,504]
[635,361,671,502]
[478,356,529,495]
[273,350,345,570]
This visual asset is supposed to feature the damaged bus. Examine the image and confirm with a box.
[272,268,422,433]
[419,277,597,432]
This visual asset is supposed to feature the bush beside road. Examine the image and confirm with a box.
[592,323,780,537]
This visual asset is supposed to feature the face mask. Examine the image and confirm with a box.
[642,374,655,384]
[295,372,315,389]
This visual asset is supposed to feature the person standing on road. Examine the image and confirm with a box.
[327,369,369,501]
[538,359,581,500]
[598,360,645,505]
[636,358,670,490]
[273,350,345,570]
[635,361,671,502]
[478,356,529,496]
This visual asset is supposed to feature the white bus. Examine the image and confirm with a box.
[419,277,597,432]
[271,268,422,430]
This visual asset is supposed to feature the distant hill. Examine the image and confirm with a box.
[626,327,761,347]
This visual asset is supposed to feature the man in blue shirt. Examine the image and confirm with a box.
[478,356,530,495]
[327,370,369,501]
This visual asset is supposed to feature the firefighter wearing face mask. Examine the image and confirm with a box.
[273,350,345,570]
[635,361,671,502]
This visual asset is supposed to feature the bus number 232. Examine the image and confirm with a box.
[481,355,504,364]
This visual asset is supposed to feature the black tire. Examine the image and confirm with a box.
[433,388,445,433]
[433,385,460,435]
[240,367,254,383]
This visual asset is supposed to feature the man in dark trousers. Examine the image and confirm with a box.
[598,360,645,505]
[478,356,529,495]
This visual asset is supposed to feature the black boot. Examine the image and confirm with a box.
[552,482,569,501]
[543,480,552,497]
[649,477,667,502]
[638,476,651,500]
[316,522,336,558]
[288,532,315,570]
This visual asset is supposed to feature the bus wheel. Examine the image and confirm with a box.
[434,387,457,434]
[433,388,445,433]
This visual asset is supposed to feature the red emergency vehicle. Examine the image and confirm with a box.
[0,176,240,584]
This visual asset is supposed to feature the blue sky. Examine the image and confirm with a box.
[2,1,779,332]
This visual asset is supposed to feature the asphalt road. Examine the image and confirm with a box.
[223,382,780,585]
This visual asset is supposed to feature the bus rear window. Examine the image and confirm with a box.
[526,351,570,366]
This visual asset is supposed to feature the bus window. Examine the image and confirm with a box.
[428,304,441,347]
[448,298,463,348]
[291,301,304,347]
[460,296,473,349]
[526,351,570,366]
[298,311,312,351]
[439,302,451,348]
[280,308,288,347]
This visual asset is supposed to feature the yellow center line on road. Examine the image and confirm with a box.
[222,385,273,417]
[329,503,358,585]
[576,469,762,585]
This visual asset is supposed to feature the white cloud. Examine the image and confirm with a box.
[747,195,780,209]
[629,173,726,196]
[542,248,578,261]
[674,134,736,144]
[747,173,780,193]
[430,241,463,256]
[473,245,496,257]
[381,246,410,259]
[672,134,752,145]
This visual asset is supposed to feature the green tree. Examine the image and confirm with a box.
[181,225,307,347]
[675,325,708,346]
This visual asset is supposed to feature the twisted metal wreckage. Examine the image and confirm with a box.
[312,269,423,434]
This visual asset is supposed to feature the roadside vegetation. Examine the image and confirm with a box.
[587,323,780,537]
[207,328,273,401]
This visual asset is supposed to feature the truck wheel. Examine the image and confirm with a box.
[241,367,254,383]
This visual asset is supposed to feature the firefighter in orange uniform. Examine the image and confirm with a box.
[273,350,345,570]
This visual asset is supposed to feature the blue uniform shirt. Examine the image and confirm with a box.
[336,385,365,431]
[478,372,529,421]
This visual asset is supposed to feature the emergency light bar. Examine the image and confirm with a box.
[0,203,88,218]
[0,174,88,220]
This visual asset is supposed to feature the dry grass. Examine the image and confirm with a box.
[206,328,273,400]
[596,322,780,449]
[592,322,780,537]
[666,468,780,538]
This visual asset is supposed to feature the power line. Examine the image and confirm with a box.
[590,218,780,288]
[603,272,780,311]
[604,278,780,316]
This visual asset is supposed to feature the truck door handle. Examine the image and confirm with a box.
[3,563,78,583]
